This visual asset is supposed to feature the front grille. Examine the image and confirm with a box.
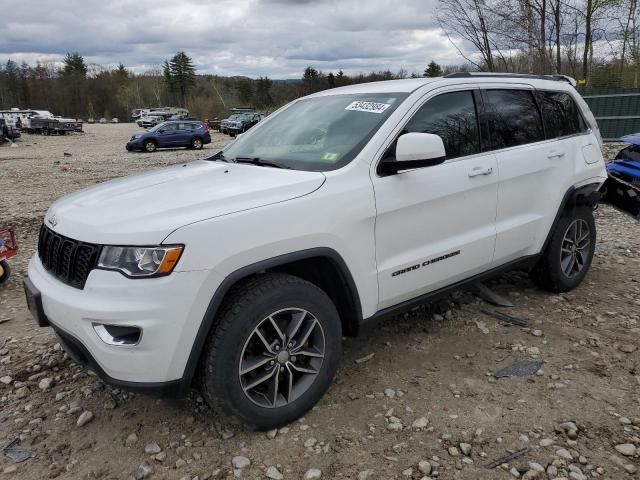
[38,225,100,289]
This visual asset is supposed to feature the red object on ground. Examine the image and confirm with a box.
[0,228,18,261]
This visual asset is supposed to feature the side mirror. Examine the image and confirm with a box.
[380,132,446,175]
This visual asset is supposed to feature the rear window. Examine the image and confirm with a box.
[484,90,544,149]
[537,91,588,138]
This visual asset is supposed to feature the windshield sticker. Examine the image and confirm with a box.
[321,152,341,161]
[345,101,391,114]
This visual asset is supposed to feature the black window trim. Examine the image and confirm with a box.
[375,87,486,177]
[479,87,546,152]
[536,89,591,141]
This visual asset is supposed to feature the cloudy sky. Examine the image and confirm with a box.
[0,0,467,78]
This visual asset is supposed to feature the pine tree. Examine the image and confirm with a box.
[254,77,273,109]
[424,60,443,77]
[327,72,336,88]
[62,53,87,77]
[163,52,196,106]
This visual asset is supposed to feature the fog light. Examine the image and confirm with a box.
[93,324,142,346]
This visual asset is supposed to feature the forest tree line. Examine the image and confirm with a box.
[0,52,465,121]
[2,4,638,125]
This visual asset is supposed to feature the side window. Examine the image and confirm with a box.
[484,90,544,149]
[162,123,178,132]
[404,91,480,159]
[537,91,588,139]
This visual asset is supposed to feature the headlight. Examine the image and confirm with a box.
[97,245,183,278]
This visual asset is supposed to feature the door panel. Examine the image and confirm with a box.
[374,156,498,309]
[372,88,498,310]
[488,88,584,263]
[493,140,571,261]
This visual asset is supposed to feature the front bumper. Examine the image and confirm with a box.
[226,125,244,134]
[26,255,217,393]
[126,138,144,150]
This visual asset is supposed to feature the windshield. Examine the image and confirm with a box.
[221,93,407,171]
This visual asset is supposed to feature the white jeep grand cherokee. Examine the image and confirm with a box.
[25,73,607,429]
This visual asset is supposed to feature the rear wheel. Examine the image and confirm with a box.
[530,206,596,292]
[0,261,11,286]
[144,140,157,153]
[190,137,203,150]
[199,273,342,430]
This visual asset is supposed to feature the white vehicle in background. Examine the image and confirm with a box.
[25,73,606,429]
[0,109,54,130]
[131,107,189,122]
[136,113,167,128]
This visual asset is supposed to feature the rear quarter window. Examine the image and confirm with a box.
[537,90,588,138]
[484,89,544,150]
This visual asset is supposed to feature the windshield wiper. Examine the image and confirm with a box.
[206,151,231,162]
[234,156,290,169]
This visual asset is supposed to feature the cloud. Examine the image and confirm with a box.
[0,0,469,78]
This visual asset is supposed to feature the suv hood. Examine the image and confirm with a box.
[46,160,326,244]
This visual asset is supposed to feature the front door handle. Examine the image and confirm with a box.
[547,151,566,159]
[468,166,493,177]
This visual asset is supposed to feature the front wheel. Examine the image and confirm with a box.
[199,273,342,430]
[144,140,157,153]
[530,206,596,292]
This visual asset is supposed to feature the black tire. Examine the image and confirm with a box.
[530,206,596,292]
[199,272,342,430]
[0,260,11,286]
[190,137,203,150]
[144,140,157,153]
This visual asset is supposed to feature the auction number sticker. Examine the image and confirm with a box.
[345,101,391,114]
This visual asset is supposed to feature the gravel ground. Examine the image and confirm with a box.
[0,127,639,480]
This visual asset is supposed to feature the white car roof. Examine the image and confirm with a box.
[313,74,576,96]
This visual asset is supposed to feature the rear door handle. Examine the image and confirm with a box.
[547,151,566,159]
[468,166,493,177]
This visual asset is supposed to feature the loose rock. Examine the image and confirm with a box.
[76,410,94,427]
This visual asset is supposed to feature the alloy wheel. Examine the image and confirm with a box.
[560,218,591,278]
[239,308,325,408]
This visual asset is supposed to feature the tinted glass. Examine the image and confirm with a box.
[537,91,587,138]
[485,90,544,149]
[404,91,480,159]
[160,122,178,132]
[222,93,408,171]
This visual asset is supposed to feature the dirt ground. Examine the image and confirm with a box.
[0,125,638,480]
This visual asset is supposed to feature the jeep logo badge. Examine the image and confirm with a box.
[47,215,58,228]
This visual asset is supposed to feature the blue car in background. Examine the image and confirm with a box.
[126,120,211,152]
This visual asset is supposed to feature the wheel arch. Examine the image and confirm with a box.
[182,247,362,389]
[540,183,602,254]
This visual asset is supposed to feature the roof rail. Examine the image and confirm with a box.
[444,72,577,87]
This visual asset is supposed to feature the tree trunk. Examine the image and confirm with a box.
[555,0,561,73]
[582,0,593,83]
